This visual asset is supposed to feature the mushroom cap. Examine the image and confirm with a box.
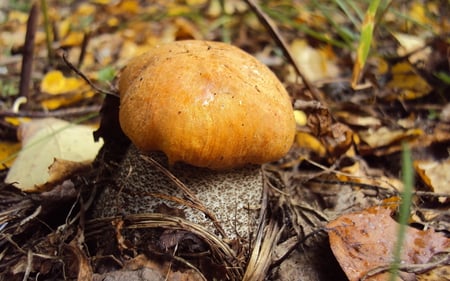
[119,40,295,170]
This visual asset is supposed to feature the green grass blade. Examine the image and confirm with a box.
[351,0,381,87]
[389,142,414,281]
[334,0,361,27]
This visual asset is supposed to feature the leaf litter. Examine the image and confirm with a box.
[0,0,449,280]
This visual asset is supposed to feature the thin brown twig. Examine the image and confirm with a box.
[361,252,450,280]
[58,50,119,98]
[140,155,227,238]
[146,192,209,213]
[243,0,325,105]
[0,105,101,118]
[19,2,39,98]
[77,32,90,69]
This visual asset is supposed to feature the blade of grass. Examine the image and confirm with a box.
[40,0,54,65]
[351,0,381,88]
[334,0,361,27]
[312,0,356,45]
[389,142,414,281]
[289,20,350,49]
[345,0,364,21]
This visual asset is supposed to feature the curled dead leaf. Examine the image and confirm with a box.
[327,206,449,281]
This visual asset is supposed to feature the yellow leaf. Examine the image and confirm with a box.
[294,110,307,126]
[41,90,95,110]
[107,16,119,27]
[76,3,97,16]
[408,3,430,26]
[91,0,112,4]
[60,31,85,47]
[387,62,432,100]
[186,0,207,4]
[40,71,92,110]
[8,10,28,24]
[296,132,327,157]
[57,18,71,39]
[4,117,31,126]
[167,4,190,16]
[116,0,140,14]
[0,141,21,169]
[41,70,87,94]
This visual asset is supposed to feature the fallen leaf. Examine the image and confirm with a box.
[321,122,355,158]
[393,32,430,65]
[414,158,450,194]
[327,206,450,281]
[288,39,340,83]
[0,141,21,169]
[5,118,103,192]
[295,131,327,157]
[334,111,382,127]
[359,127,423,148]
[64,238,93,280]
[60,31,85,47]
[386,62,432,100]
[40,70,94,110]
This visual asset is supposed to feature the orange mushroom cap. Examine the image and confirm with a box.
[119,40,295,170]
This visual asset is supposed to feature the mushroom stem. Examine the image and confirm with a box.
[92,145,263,239]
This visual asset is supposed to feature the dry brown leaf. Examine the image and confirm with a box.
[414,158,450,194]
[65,239,93,281]
[334,111,382,127]
[287,39,340,83]
[321,122,355,158]
[359,127,423,148]
[327,206,449,281]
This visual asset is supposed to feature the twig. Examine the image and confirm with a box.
[19,2,39,98]
[0,105,101,118]
[58,50,119,98]
[140,155,227,238]
[243,0,324,104]
[78,32,90,69]
[361,252,450,280]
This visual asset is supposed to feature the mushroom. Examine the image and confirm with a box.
[93,40,295,239]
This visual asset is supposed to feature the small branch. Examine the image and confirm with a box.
[244,0,325,104]
[78,32,90,69]
[58,50,119,98]
[0,105,101,118]
[19,2,39,98]
[140,155,228,238]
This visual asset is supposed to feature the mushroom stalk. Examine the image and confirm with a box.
[92,145,263,238]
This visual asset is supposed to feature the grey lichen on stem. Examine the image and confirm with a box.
[92,145,263,239]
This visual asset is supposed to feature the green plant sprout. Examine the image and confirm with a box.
[389,142,414,281]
